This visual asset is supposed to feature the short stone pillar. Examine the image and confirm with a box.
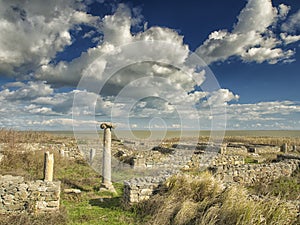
[219,147,225,154]
[100,123,116,193]
[59,149,65,157]
[281,143,288,153]
[89,148,96,164]
[44,151,54,182]
[292,145,297,151]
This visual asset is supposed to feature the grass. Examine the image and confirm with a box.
[135,172,299,225]
[0,150,138,225]
[62,185,136,225]
[249,168,300,201]
[0,130,138,225]
[0,210,68,225]
[244,157,259,164]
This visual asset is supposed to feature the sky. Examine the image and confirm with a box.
[0,0,300,131]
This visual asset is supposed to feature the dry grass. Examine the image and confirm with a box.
[0,129,55,144]
[135,172,299,225]
[249,168,300,201]
[0,208,68,225]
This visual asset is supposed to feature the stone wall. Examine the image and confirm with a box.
[131,149,193,170]
[247,144,281,154]
[211,159,300,185]
[123,176,167,204]
[211,154,244,166]
[0,142,83,161]
[224,143,248,154]
[0,175,60,214]
[124,159,300,204]
[224,143,281,154]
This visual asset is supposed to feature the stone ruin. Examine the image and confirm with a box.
[0,175,60,214]
[121,141,300,205]
[0,152,60,214]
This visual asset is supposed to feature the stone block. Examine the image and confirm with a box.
[139,195,150,201]
[140,188,153,195]
[5,203,24,211]
[47,200,59,208]
[35,201,47,210]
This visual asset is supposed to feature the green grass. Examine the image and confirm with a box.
[0,141,138,225]
[62,184,137,225]
[244,157,259,164]
[249,169,300,201]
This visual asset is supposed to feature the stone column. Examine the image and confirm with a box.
[44,151,54,182]
[281,143,288,153]
[100,123,116,193]
[89,148,96,164]
[59,149,65,157]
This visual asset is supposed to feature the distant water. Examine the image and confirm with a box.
[48,130,300,140]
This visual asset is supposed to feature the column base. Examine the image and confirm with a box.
[100,182,117,194]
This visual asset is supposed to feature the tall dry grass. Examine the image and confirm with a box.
[0,129,54,144]
[135,172,298,225]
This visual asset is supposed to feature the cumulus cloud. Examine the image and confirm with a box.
[278,4,290,19]
[0,81,53,101]
[205,89,239,107]
[196,0,298,64]
[0,0,99,77]
[280,33,300,45]
[102,3,133,45]
[233,0,277,34]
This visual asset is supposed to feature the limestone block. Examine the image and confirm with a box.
[139,195,150,201]
[36,201,47,210]
[47,200,60,208]
[140,188,153,195]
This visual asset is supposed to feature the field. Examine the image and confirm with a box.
[0,129,299,225]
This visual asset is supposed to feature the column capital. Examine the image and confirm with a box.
[100,122,115,129]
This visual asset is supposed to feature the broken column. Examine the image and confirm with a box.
[44,151,54,182]
[89,148,96,164]
[59,149,65,157]
[100,122,116,193]
[281,143,288,153]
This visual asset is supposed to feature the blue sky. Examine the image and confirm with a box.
[0,0,300,130]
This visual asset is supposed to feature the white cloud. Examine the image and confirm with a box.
[278,4,290,19]
[196,0,297,64]
[206,89,239,107]
[102,3,133,45]
[241,47,294,64]
[0,0,99,77]
[0,81,53,101]
[225,101,300,130]
[280,33,300,45]
[233,0,277,34]
[35,11,190,90]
